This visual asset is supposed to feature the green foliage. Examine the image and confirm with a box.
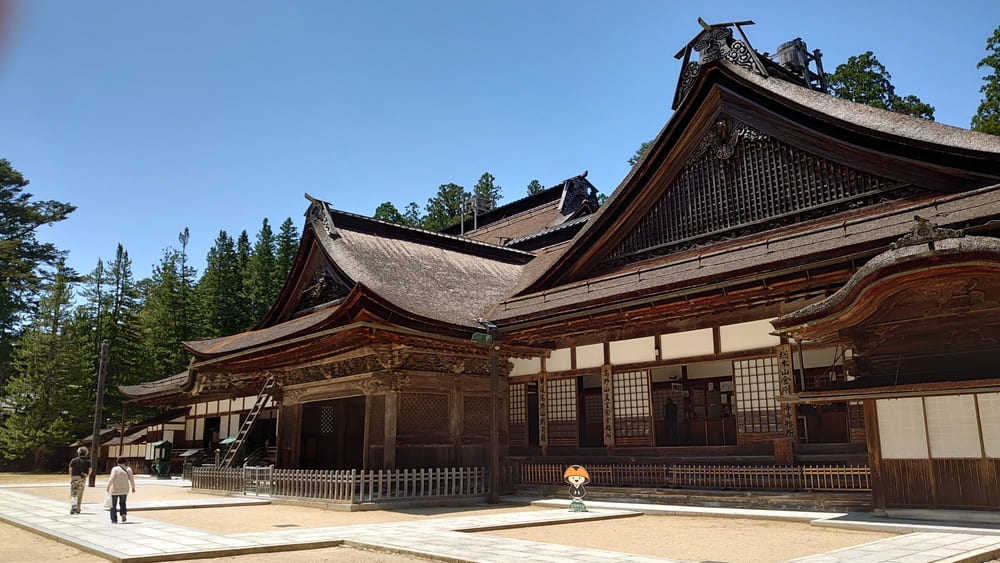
[827,51,935,120]
[423,182,470,231]
[628,141,651,166]
[526,179,545,196]
[196,231,244,337]
[79,246,147,419]
[374,201,408,225]
[972,26,1000,136]
[0,260,88,467]
[245,219,278,324]
[0,159,75,385]
[275,218,300,284]
[140,229,199,377]
[472,172,502,210]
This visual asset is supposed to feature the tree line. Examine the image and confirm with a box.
[0,158,300,467]
[373,172,547,231]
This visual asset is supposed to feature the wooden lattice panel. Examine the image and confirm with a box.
[613,370,652,446]
[463,396,490,436]
[320,405,336,435]
[509,383,526,447]
[399,393,448,436]
[603,119,908,266]
[547,378,578,447]
[733,357,782,433]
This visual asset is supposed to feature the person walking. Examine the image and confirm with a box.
[105,457,135,524]
[68,446,92,515]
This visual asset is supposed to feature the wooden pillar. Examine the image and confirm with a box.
[863,399,886,515]
[384,390,398,469]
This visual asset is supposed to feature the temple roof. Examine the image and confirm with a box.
[493,59,1000,326]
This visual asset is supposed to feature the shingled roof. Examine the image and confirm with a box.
[492,59,1000,324]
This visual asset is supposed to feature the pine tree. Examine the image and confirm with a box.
[80,245,146,422]
[827,51,935,119]
[0,259,89,467]
[197,230,244,336]
[140,230,197,377]
[423,183,469,231]
[0,159,75,387]
[275,218,300,285]
[526,179,545,196]
[972,26,1000,135]
[245,219,277,323]
[472,172,502,210]
[234,231,254,329]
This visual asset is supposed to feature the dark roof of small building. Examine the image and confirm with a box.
[441,173,600,243]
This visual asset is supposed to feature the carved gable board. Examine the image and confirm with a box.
[520,62,1000,294]
[254,200,356,328]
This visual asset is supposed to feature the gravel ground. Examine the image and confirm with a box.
[1,473,898,563]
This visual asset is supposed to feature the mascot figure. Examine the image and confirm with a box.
[562,464,590,513]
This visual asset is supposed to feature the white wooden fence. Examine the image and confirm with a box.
[191,466,489,503]
[515,463,870,491]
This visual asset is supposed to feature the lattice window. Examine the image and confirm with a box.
[602,120,911,267]
[613,370,652,445]
[399,393,448,436]
[733,357,782,433]
[547,378,578,446]
[463,396,491,435]
[320,406,336,435]
[848,401,865,431]
[509,383,527,447]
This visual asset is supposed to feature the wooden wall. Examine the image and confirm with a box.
[879,459,1000,510]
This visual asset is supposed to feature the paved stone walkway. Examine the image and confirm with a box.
[4,484,1000,562]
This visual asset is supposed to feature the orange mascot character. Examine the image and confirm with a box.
[563,464,590,512]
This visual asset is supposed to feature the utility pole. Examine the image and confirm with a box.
[89,340,108,487]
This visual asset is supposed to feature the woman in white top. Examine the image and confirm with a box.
[106,457,136,524]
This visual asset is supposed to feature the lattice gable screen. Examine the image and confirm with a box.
[599,116,913,270]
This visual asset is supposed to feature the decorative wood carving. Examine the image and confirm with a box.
[890,215,963,251]
[674,25,765,109]
[299,270,349,310]
[356,371,412,394]
[306,199,336,237]
[600,118,918,270]
[401,353,490,376]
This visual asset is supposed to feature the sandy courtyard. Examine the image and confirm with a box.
[1,473,896,562]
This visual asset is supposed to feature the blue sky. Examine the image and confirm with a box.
[2,1,998,281]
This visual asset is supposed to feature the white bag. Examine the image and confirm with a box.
[103,493,112,509]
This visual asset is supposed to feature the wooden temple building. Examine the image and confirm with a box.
[121,21,1000,513]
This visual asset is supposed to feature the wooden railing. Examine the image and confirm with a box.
[513,462,869,491]
[191,466,489,503]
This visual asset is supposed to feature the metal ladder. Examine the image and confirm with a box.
[220,377,275,468]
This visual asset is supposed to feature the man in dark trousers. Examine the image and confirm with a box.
[664,397,679,445]
[68,446,92,515]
